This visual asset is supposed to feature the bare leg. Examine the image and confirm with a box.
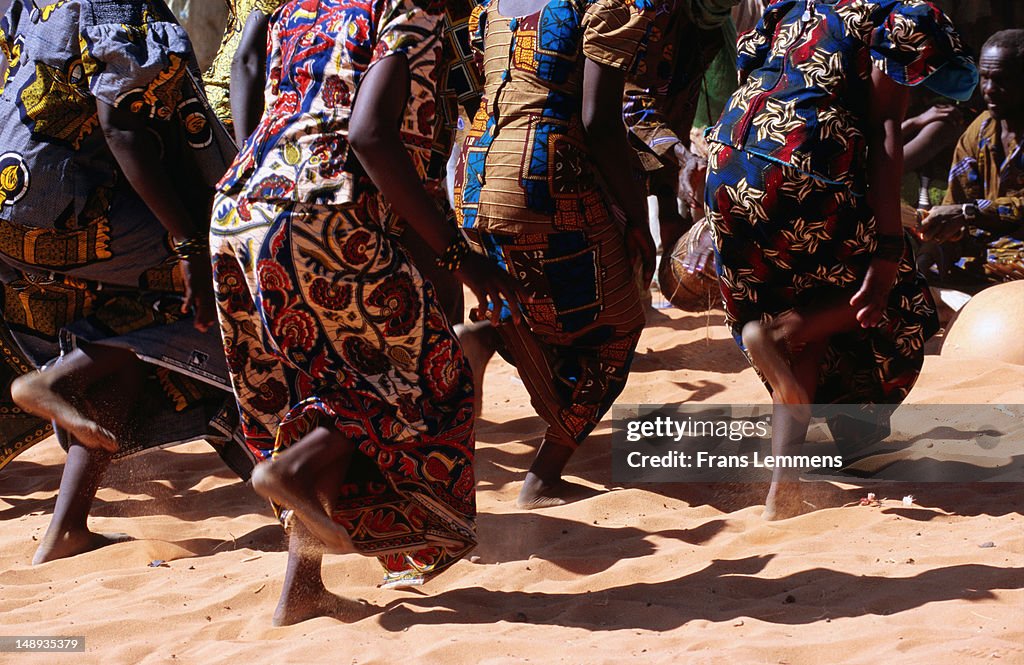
[31,350,147,562]
[32,443,131,564]
[273,521,374,627]
[744,301,861,520]
[742,301,861,418]
[454,320,499,417]
[742,321,811,419]
[251,425,357,554]
[12,371,117,451]
[656,185,687,262]
[763,342,826,520]
[516,436,576,509]
[11,344,142,452]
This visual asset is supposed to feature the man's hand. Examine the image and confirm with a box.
[919,204,967,243]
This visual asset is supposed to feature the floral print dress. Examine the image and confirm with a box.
[210,0,477,588]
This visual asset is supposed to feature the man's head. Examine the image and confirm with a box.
[979,30,1024,122]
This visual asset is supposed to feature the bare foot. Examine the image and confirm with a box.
[11,372,118,452]
[741,321,810,420]
[273,587,376,627]
[763,483,815,521]
[516,474,595,509]
[455,321,497,417]
[33,529,133,564]
[251,462,356,554]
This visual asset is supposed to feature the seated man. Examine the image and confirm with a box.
[921,30,1024,288]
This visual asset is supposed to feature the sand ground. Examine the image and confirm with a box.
[2,303,1022,664]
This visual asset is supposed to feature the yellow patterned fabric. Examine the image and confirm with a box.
[203,0,287,130]
[454,0,652,234]
[0,0,244,474]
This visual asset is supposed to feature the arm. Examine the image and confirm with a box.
[924,198,1024,240]
[918,123,1023,241]
[348,53,524,323]
[975,196,1024,237]
[230,8,272,144]
[582,58,656,287]
[850,67,909,328]
[97,101,214,330]
[901,105,962,172]
[622,84,706,208]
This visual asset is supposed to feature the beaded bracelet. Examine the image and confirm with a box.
[436,232,471,272]
[172,236,210,261]
[874,233,904,262]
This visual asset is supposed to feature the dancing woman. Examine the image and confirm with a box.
[452,0,657,508]
[704,0,977,518]
[210,0,522,625]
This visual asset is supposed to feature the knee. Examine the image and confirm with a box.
[9,372,35,408]
[10,369,58,409]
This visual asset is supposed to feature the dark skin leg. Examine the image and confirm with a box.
[273,521,375,627]
[264,426,437,624]
[454,319,499,417]
[32,443,131,564]
[458,314,589,509]
[10,344,144,452]
[743,300,864,520]
[761,342,827,521]
[516,437,578,509]
[23,344,146,562]
[251,425,358,555]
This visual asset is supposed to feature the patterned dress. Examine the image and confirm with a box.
[704,0,976,405]
[452,0,651,448]
[942,110,1024,284]
[203,0,288,132]
[0,0,244,473]
[427,0,485,186]
[211,0,476,589]
[622,0,728,173]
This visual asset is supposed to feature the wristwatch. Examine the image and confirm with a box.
[962,202,978,222]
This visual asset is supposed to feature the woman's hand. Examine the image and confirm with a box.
[181,254,216,333]
[849,257,899,328]
[453,252,530,326]
[674,143,707,210]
